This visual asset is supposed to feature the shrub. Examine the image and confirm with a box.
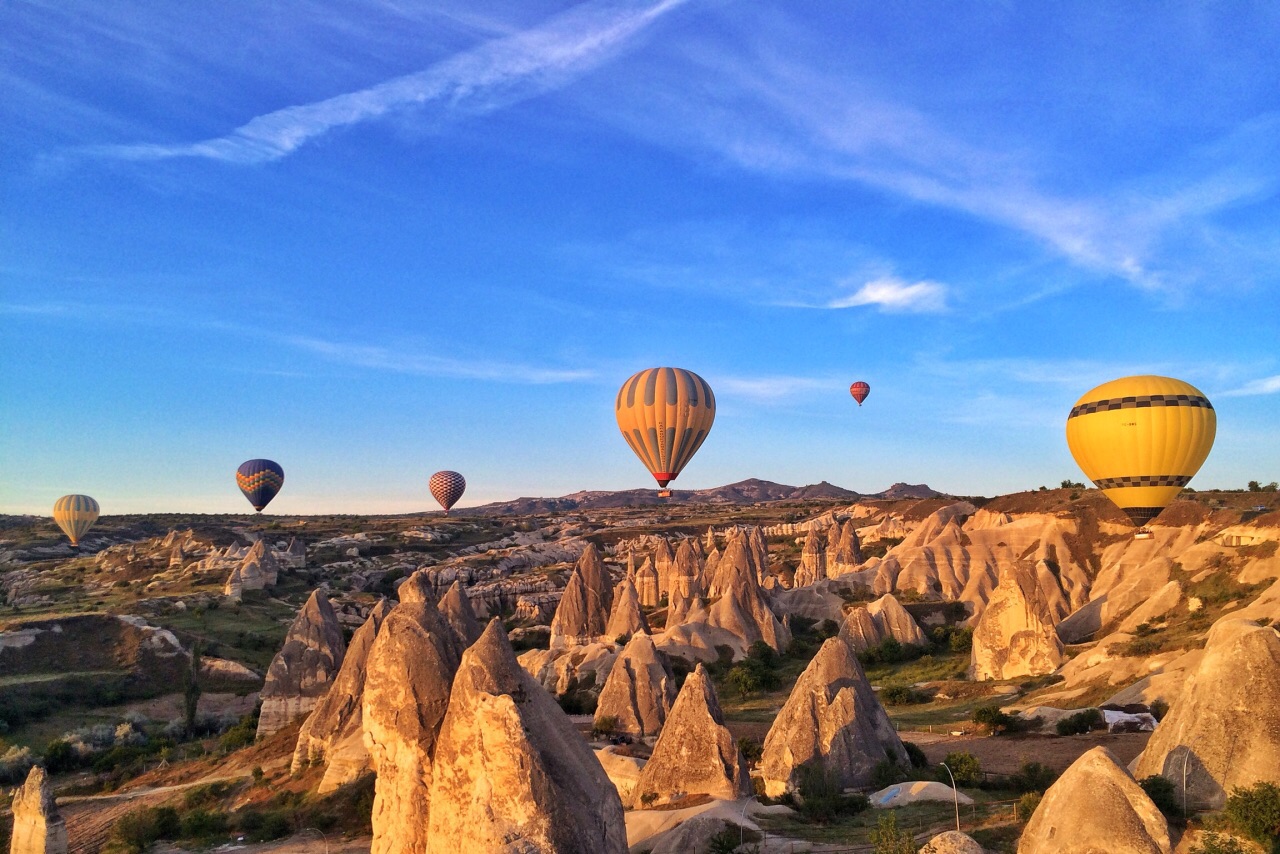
[948,626,974,653]
[1150,699,1170,721]
[972,704,1015,733]
[1223,781,1280,848]
[1190,833,1251,854]
[180,809,229,838]
[795,763,870,824]
[591,716,618,739]
[1139,775,1182,820]
[737,737,763,764]
[1017,791,1043,822]
[881,685,925,706]
[940,752,982,787]
[903,741,928,769]
[870,812,917,854]
[112,806,181,853]
[1055,708,1104,736]
[219,713,257,752]
[1011,762,1057,794]
[871,759,908,789]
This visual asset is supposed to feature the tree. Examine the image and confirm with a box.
[183,642,203,737]
[941,752,982,787]
[1060,479,1086,489]
[870,812,917,854]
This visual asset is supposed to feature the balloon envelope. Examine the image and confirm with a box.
[615,367,716,488]
[1065,375,1216,526]
[429,470,466,513]
[236,459,285,512]
[53,494,99,546]
[850,381,870,406]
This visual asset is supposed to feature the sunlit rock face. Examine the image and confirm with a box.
[1135,617,1280,809]
[970,561,1064,681]
[550,544,613,649]
[1019,746,1170,854]
[605,577,649,641]
[629,663,752,807]
[427,620,627,854]
[759,634,907,797]
[9,766,67,854]
[594,632,677,738]
[257,589,347,739]
[291,598,393,793]
[438,579,483,648]
[362,599,462,854]
[794,532,827,588]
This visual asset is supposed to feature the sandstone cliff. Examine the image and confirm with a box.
[970,561,1064,681]
[630,663,752,807]
[292,598,393,792]
[760,634,908,796]
[257,589,347,739]
[1134,617,1280,809]
[427,620,627,853]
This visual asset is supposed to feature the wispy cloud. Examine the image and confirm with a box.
[282,334,596,384]
[826,277,947,313]
[1220,375,1280,397]
[89,0,688,164]
[716,374,838,403]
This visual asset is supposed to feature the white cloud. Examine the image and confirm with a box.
[716,374,837,403]
[826,277,947,313]
[90,0,688,164]
[1220,375,1280,397]
[283,334,596,384]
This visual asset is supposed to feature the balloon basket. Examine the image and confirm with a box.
[1134,529,1154,540]
[657,490,672,498]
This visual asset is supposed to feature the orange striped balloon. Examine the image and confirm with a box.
[615,367,715,489]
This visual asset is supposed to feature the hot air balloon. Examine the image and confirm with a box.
[615,367,716,497]
[430,470,466,514]
[850,381,870,406]
[1066,375,1216,527]
[53,494,99,547]
[236,459,285,512]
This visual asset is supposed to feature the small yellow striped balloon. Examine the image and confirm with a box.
[1066,375,1216,526]
[53,494,100,546]
[615,367,715,489]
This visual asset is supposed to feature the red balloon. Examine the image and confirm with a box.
[849,381,870,406]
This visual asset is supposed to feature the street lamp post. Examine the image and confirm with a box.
[297,827,329,854]
[940,762,961,833]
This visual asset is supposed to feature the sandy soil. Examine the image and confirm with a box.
[918,730,1152,776]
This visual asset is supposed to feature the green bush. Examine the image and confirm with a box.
[795,763,870,824]
[591,716,618,739]
[1011,762,1057,794]
[870,812,917,854]
[903,741,928,769]
[940,752,982,787]
[1224,781,1280,849]
[972,704,1015,733]
[1190,833,1250,854]
[1017,791,1043,822]
[737,737,763,764]
[1139,775,1182,819]
[112,806,181,853]
[871,759,908,789]
[881,685,925,706]
[948,626,974,653]
[180,809,229,838]
[219,712,258,752]
[1055,708,1104,736]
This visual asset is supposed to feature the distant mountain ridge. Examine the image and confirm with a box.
[458,478,941,515]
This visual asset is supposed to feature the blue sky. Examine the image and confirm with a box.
[3,0,1279,514]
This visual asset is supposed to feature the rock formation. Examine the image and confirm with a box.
[747,526,771,583]
[9,766,67,854]
[759,635,908,796]
[237,539,280,591]
[672,539,703,599]
[795,533,827,588]
[971,561,1064,681]
[594,633,677,738]
[839,607,883,652]
[704,537,791,654]
[439,580,482,648]
[630,663,752,806]
[291,599,392,792]
[363,598,462,854]
[920,831,983,854]
[865,593,929,646]
[1019,746,1170,854]
[257,589,347,739]
[653,538,675,596]
[605,578,649,641]
[550,545,613,649]
[518,643,617,699]
[830,521,864,574]
[635,557,660,608]
[1134,618,1280,808]
[427,620,628,854]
